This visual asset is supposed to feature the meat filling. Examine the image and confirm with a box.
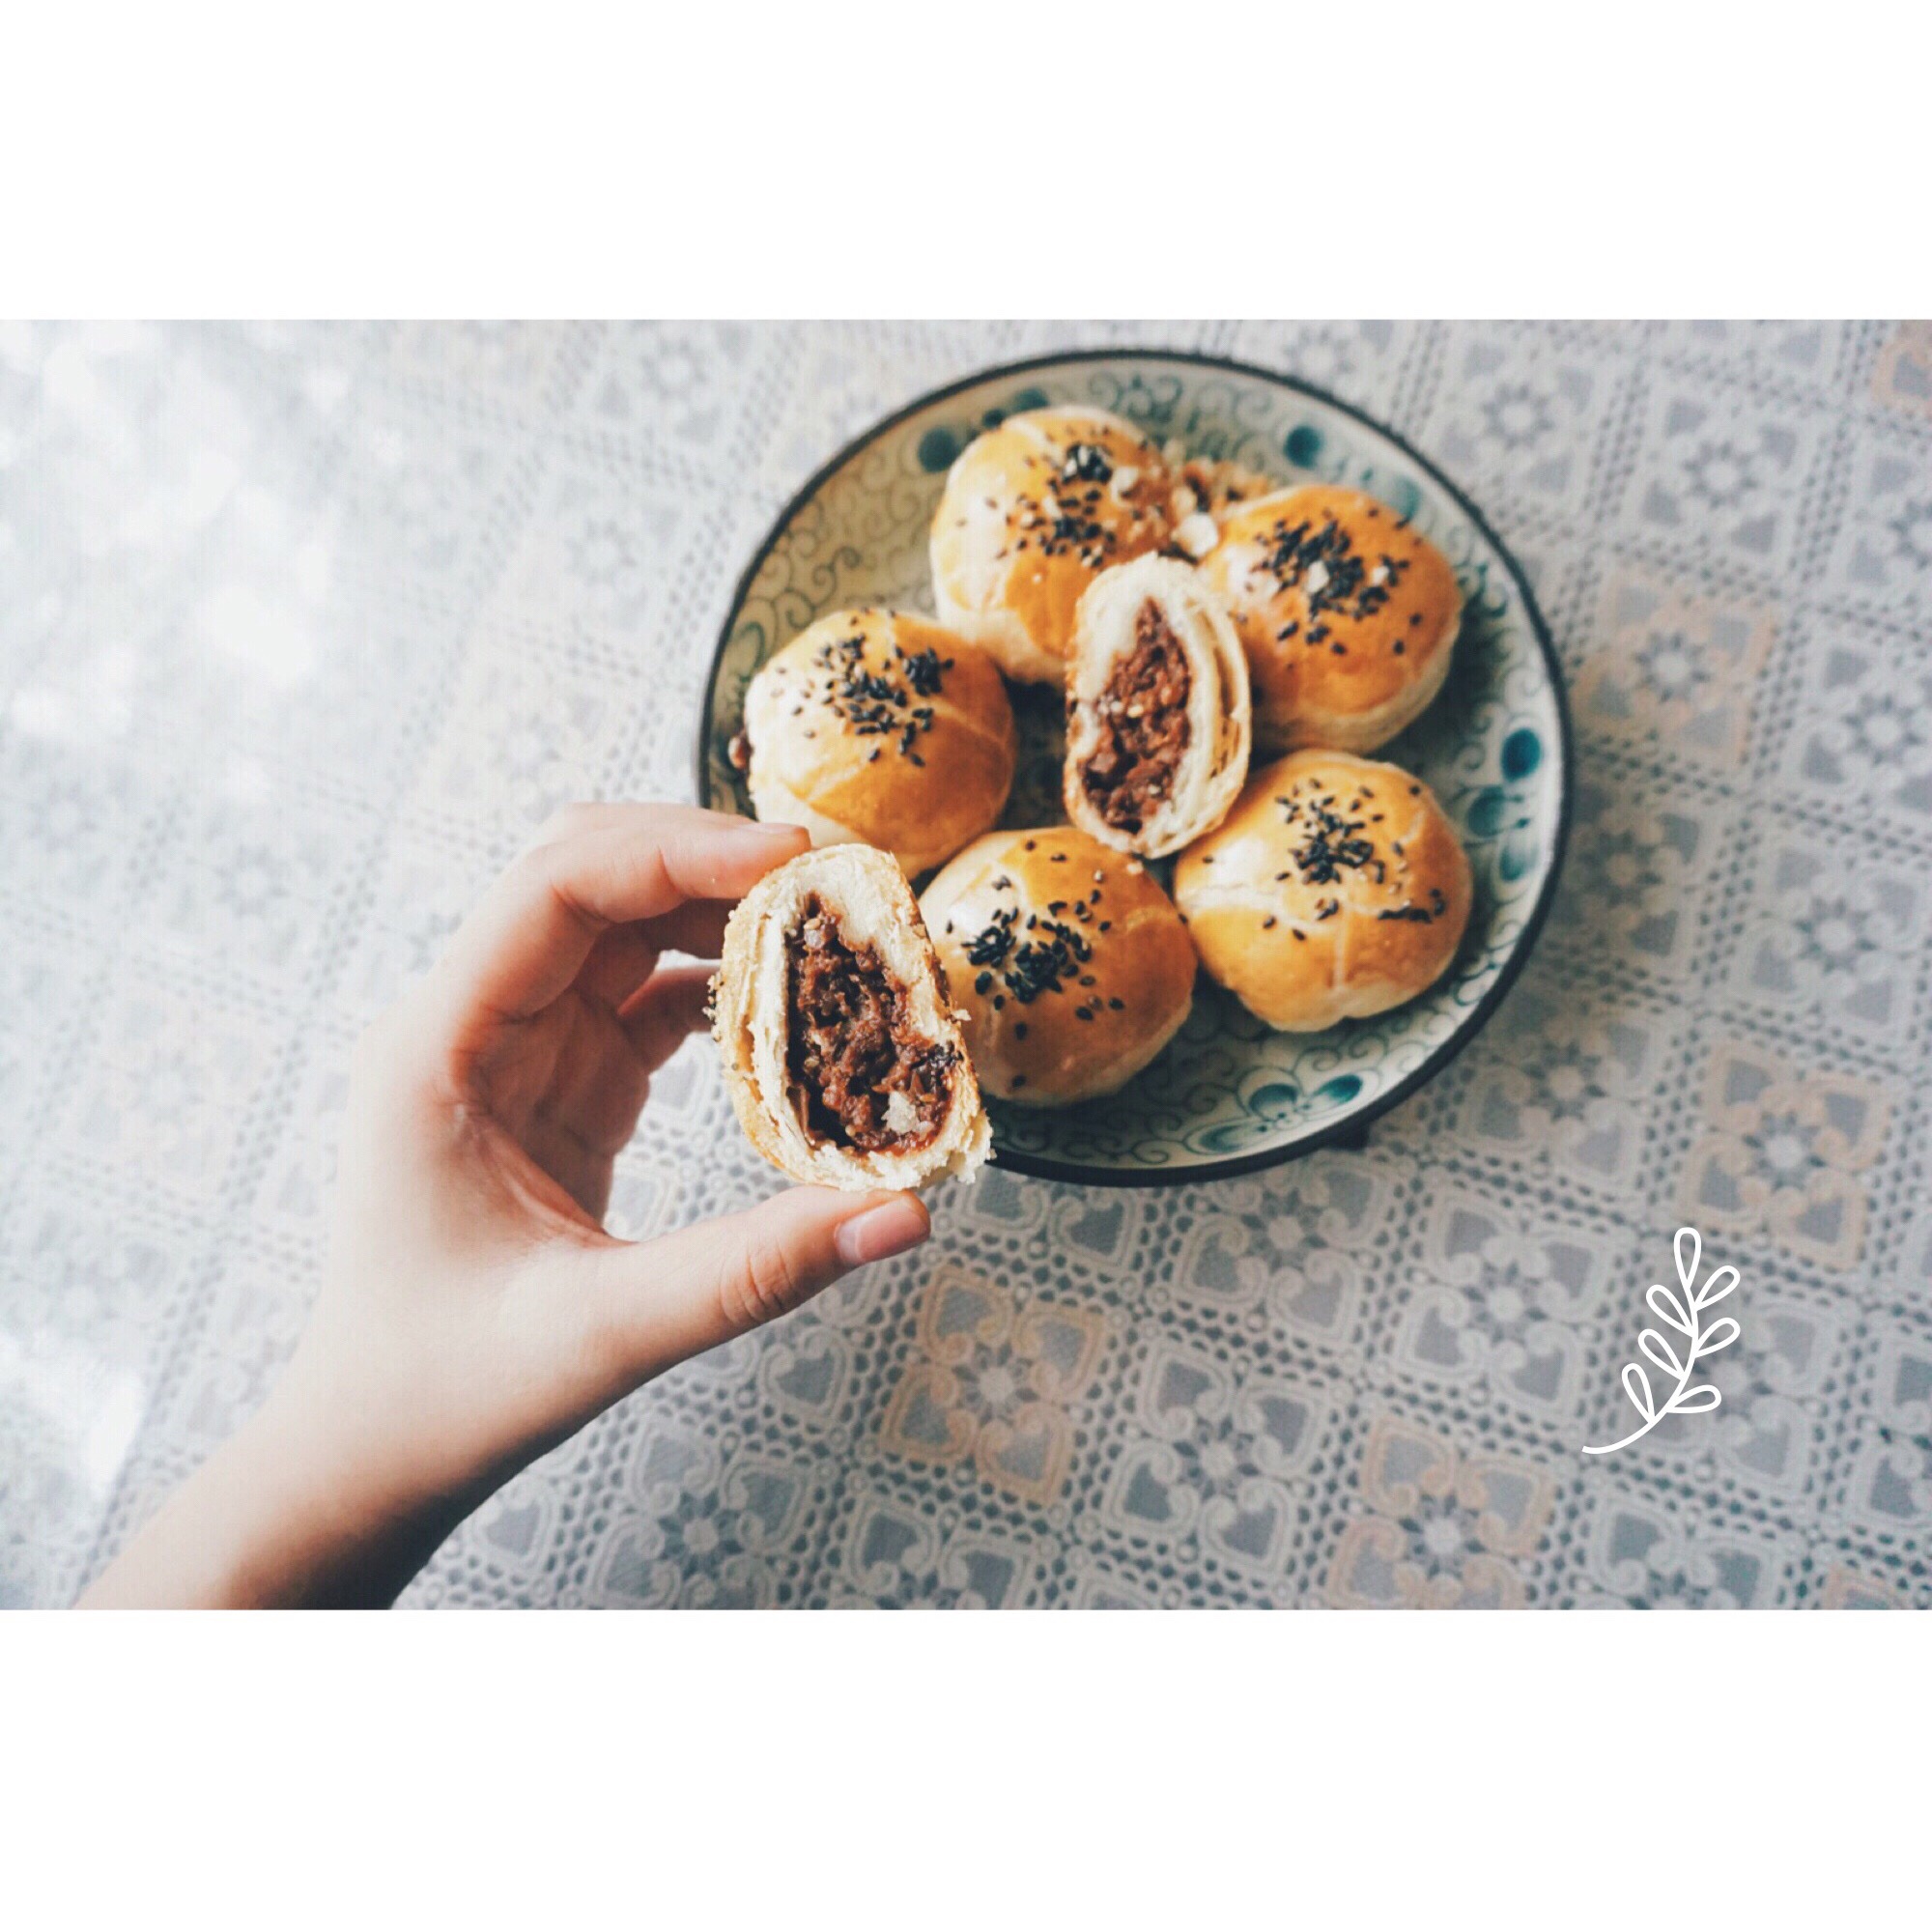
[1080,600,1192,834]
[785,896,956,1152]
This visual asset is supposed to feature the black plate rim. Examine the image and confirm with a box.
[695,344,1575,1189]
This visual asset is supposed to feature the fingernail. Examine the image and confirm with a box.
[834,1194,930,1267]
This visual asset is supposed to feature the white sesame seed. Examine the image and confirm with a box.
[1175,512,1217,559]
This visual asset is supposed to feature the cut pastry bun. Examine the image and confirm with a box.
[713,844,990,1190]
[1173,750,1472,1033]
[1063,554,1251,859]
[930,406,1173,686]
[739,609,1016,877]
[1200,483,1463,753]
[920,826,1197,1107]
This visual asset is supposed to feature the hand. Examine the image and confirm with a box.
[82,804,931,1607]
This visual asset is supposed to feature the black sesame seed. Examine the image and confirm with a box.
[1061,441,1114,486]
[811,628,951,761]
[1285,796,1377,886]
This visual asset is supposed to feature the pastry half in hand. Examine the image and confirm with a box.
[1173,750,1471,1032]
[1062,555,1251,859]
[713,843,990,1190]
[738,609,1016,877]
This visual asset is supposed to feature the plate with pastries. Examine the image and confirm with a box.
[698,351,1571,1188]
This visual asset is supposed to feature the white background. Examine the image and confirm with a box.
[4,2,1927,1924]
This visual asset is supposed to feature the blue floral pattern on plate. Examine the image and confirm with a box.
[698,354,1571,1183]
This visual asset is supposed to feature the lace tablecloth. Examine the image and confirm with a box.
[4,321,1929,1609]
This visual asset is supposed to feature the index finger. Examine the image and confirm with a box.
[431,805,805,1028]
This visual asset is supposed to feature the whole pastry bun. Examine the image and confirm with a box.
[713,843,990,1190]
[929,406,1173,686]
[920,826,1197,1106]
[1173,750,1471,1032]
[1199,483,1462,753]
[1063,554,1251,860]
[740,609,1016,877]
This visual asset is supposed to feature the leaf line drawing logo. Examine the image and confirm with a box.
[1582,1227,1741,1456]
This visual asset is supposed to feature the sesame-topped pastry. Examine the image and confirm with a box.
[1063,554,1251,859]
[929,407,1174,686]
[1199,483,1463,753]
[736,609,1017,877]
[920,825,1198,1107]
[1173,750,1471,1033]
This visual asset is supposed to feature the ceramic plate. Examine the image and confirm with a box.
[697,351,1571,1186]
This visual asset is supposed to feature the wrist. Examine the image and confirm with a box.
[230,1349,506,1606]
[82,1359,489,1610]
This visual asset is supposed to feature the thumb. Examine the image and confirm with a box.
[587,1186,930,1379]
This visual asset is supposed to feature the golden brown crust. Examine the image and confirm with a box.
[742,610,1016,877]
[929,407,1174,686]
[713,844,990,1189]
[1200,484,1462,753]
[919,826,1198,1106]
[1173,750,1471,1032]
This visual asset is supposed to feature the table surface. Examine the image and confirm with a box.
[4,321,1929,1609]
